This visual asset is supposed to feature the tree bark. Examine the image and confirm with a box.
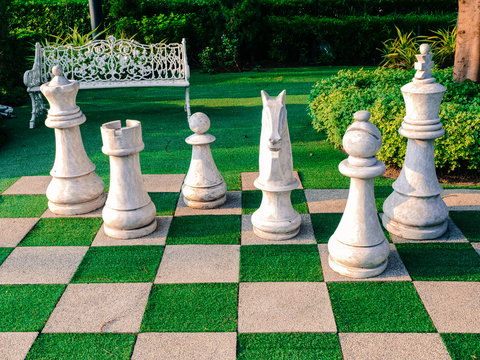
[453,0,480,82]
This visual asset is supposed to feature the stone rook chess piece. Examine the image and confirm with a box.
[101,120,157,239]
[40,66,105,215]
[182,112,227,209]
[328,111,389,278]
[251,90,301,240]
[382,44,449,239]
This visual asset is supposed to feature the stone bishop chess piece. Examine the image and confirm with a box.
[100,120,157,239]
[328,111,389,278]
[182,112,227,209]
[251,90,301,240]
[40,66,105,215]
[382,44,449,240]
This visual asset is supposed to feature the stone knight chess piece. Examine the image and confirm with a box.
[251,90,301,240]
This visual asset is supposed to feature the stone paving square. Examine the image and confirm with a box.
[2,176,51,195]
[238,282,336,333]
[0,218,39,247]
[155,245,240,283]
[414,281,480,333]
[175,191,242,216]
[241,171,303,190]
[0,246,88,284]
[43,283,151,333]
[132,332,237,360]
[304,189,349,213]
[0,332,38,360]
[442,189,480,211]
[142,174,185,193]
[472,242,480,256]
[390,218,469,243]
[339,333,451,360]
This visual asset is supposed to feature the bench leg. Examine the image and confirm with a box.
[185,86,191,119]
[28,91,46,129]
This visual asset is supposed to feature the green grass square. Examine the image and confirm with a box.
[374,186,393,212]
[0,177,19,193]
[441,333,480,360]
[242,190,308,215]
[328,282,435,332]
[141,283,238,332]
[237,333,343,360]
[450,211,480,242]
[0,195,48,218]
[166,215,241,244]
[0,248,12,266]
[19,218,103,246]
[240,245,323,282]
[26,333,136,360]
[149,192,179,216]
[0,284,65,331]
[71,246,163,283]
[396,243,480,281]
[310,213,342,243]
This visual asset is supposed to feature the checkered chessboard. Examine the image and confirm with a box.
[1,174,480,360]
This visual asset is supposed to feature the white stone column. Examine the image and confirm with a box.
[101,120,157,239]
[382,44,449,240]
[40,66,105,215]
[328,111,389,278]
[182,112,227,209]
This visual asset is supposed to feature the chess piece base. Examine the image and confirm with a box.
[253,224,300,240]
[328,255,388,279]
[382,213,448,240]
[104,219,157,239]
[48,193,106,215]
[183,194,227,209]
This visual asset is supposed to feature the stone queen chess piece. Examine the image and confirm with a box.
[382,44,449,239]
[328,111,389,278]
[251,90,301,240]
[40,66,106,215]
[182,112,227,209]
[101,120,157,239]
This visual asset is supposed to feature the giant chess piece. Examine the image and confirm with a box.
[328,111,390,278]
[182,112,227,209]
[101,120,157,239]
[382,44,448,239]
[40,66,105,215]
[251,90,301,240]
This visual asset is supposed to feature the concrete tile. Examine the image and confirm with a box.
[175,191,241,216]
[304,189,348,213]
[43,283,151,333]
[238,282,336,333]
[340,333,451,360]
[319,244,411,282]
[241,214,316,245]
[442,189,480,211]
[155,245,239,283]
[0,218,39,247]
[472,243,480,256]
[241,171,303,191]
[132,332,237,360]
[91,217,171,246]
[390,218,468,243]
[414,281,480,333]
[0,247,88,284]
[142,174,185,193]
[2,176,51,195]
[0,332,38,360]
[41,207,103,218]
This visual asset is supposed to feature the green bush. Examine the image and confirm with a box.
[308,67,480,173]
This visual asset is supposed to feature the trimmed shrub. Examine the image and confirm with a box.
[308,67,480,173]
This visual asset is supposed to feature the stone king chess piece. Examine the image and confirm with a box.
[251,90,301,240]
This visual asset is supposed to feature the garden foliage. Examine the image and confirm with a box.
[308,67,480,173]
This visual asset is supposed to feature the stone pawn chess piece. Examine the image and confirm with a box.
[40,66,105,215]
[382,44,449,239]
[182,112,227,209]
[328,111,389,278]
[101,120,157,239]
[251,90,301,240]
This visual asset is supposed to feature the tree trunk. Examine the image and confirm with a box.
[453,0,480,82]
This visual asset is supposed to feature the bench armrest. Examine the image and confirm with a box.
[24,43,43,89]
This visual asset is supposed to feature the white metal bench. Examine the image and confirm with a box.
[24,36,191,129]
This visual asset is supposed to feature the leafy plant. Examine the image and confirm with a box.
[43,26,106,47]
[419,26,456,68]
[199,35,240,73]
[379,26,418,69]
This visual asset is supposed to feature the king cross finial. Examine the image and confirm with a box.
[414,44,434,80]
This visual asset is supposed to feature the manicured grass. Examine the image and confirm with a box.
[450,211,480,242]
[396,243,480,281]
[310,213,342,243]
[0,248,12,265]
[240,245,323,282]
[0,195,48,217]
[0,284,65,331]
[328,282,435,332]
[441,333,480,360]
[149,192,180,216]
[26,333,136,360]
[0,177,19,193]
[374,185,393,212]
[241,189,308,215]
[141,283,238,332]
[19,218,103,246]
[237,333,343,360]
[71,246,163,283]
[166,215,241,244]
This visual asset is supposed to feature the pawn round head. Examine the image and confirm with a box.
[52,65,64,77]
[419,43,431,55]
[343,111,382,158]
[189,112,210,134]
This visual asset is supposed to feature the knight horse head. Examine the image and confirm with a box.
[261,90,287,152]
